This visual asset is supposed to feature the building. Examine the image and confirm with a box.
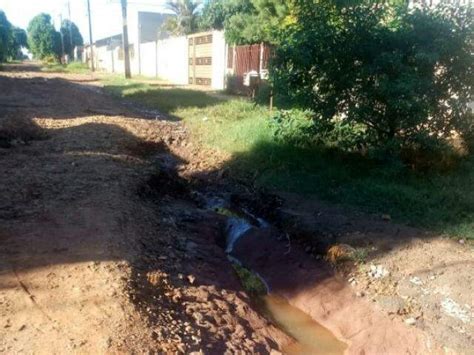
[84,7,228,90]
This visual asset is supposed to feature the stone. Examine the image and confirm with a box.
[187,275,196,284]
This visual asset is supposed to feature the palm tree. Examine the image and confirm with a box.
[164,0,201,35]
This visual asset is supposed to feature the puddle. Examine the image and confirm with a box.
[264,294,347,355]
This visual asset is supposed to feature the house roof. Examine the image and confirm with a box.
[94,34,122,48]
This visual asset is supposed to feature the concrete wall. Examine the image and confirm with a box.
[156,36,188,84]
[211,31,227,90]
[140,41,158,77]
[90,30,227,89]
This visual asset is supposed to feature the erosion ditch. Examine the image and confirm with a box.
[134,162,438,354]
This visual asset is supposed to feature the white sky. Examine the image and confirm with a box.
[0,0,169,43]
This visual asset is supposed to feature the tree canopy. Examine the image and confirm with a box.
[0,10,28,62]
[199,0,290,44]
[0,10,12,62]
[271,1,474,156]
[27,13,61,60]
[163,0,200,36]
[60,19,83,58]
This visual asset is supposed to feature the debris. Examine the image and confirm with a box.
[368,264,389,279]
[441,298,471,324]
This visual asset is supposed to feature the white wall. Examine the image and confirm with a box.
[90,30,228,89]
[211,30,227,90]
[156,36,188,85]
[140,41,158,77]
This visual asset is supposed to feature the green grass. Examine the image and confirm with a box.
[101,75,474,240]
[42,61,91,74]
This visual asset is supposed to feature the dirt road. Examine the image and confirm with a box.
[0,64,289,353]
[1,64,472,354]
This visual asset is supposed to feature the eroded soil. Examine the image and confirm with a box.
[0,64,289,354]
[0,63,472,354]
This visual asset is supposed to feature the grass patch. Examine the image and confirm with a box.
[100,75,474,240]
[42,61,91,74]
[232,263,267,297]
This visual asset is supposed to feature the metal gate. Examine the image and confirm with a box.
[188,32,213,86]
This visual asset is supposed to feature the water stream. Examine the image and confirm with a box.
[215,201,347,354]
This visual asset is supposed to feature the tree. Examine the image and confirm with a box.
[199,0,290,44]
[271,1,474,154]
[8,27,28,59]
[27,13,61,60]
[163,0,200,35]
[60,19,83,58]
[0,10,12,62]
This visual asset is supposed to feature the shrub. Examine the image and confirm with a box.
[271,2,474,158]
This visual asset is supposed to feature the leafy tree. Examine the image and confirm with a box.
[8,27,28,59]
[199,0,290,44]
[60,19,83,58]
[271,1,474,155]
[163,0,200,35]
[27,13,61,60]
[0,10,12,62]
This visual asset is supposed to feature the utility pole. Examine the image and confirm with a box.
[121,0,131,78]
[68,1,73,58]
[59,14,65,62]
[87,0,95,71]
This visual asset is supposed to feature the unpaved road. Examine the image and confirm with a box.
[0,64,288,353]
[1,64,472,354]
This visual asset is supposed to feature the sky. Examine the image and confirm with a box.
[0,0,169,43]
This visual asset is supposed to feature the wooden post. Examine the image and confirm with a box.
[86,0,94,71]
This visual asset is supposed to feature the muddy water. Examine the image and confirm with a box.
[218,209,346,354]
[263,294,346,355]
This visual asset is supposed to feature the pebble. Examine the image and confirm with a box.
[404,317,417,326]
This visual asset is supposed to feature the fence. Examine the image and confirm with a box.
[226,43,272,93]
[86,31,270,92]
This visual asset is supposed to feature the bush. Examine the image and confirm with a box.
[271,2,474,159]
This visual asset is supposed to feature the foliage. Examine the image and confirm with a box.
[163,0,200,35]
[42,61,90,74]
[0,11,27,62]
[60,19,83,58]
[199,0,290,44]
[101,74,474,239]
[27,13,61,60]
[271,2,474,156]
[0,10,11,62]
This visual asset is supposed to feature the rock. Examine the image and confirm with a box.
[458,239,465,245]
[405,317,417,326]
[187,275,196,284]
[368,264,389,279]
[381,214,391,221]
